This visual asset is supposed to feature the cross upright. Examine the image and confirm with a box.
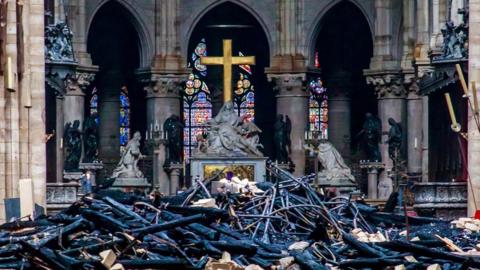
[200,39,255,102]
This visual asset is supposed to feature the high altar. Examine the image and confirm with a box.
[189,39,267,182]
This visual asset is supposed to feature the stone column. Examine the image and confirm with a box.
[326,71,352,159]
[365,72,406,198]
[56,95,64,183]
[170,167,182,195]
[468,0,480,216]
[98,70,123,166]
[268,73,308,176]
[406,80,423,177]
[138,71,184,194]
[63,79,85,128]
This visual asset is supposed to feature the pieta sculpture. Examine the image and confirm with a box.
[196,101,263,157]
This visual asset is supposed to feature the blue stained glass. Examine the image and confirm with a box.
[89,87,99,124]
[119,89,130,148]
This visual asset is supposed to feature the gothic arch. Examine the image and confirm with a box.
[184,0,273,59]
[87,0,154,67]
[306,0,374,67]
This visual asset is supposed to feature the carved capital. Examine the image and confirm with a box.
[267,73,307,97]
[138,74,184,98]
[65,72,95,96]
[365,72,406,99]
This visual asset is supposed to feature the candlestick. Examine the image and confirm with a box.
[182,160,186,176]
[414,138,418,149]
[150,123,153,133]
[445,93,461,132]
[6,56,14,91]
[473,81,479,115]
[145,130,148,141]
[456,64,469,96]
[304,130,307,140]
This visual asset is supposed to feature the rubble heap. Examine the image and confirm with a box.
[0,165,480,269]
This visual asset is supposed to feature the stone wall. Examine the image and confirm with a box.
[0,0,46,222]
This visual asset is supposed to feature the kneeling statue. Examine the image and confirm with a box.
[305,140,355,183]
[111,131,144,178]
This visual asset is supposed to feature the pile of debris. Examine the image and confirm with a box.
[1,165,480,269]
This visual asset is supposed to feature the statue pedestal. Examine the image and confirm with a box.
[190,156,268,183]
[359,161,385,199]
[112,177,150,193]
[316,177,358,196]
[164,162,182,195]
[79,163,103,184]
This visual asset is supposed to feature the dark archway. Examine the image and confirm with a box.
[312,1,374,189]
[314,1,374,150]
[87,1,145,173]
[187,2,274,156]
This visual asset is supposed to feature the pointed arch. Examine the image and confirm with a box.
[87,0,153,67]
[185,0,272,59]
[306,0,374,67]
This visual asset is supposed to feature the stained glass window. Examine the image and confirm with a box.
[89,87,99,124]
[183,39,212,159]
[308,77,328,139]
[233,54,255,122]
[120,86,130,153]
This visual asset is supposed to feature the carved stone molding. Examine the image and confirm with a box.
[365,72,406,99]
[267,73,307,97]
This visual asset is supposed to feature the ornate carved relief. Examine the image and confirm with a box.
[45,22,75,63]
[65,72,95,95]
[366,73,406,99]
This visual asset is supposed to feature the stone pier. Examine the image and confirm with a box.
[98,70,123,167]
[365,72,407,198]
[268,73,308,176]
[468,0,480,216]
[137,70,185,194]
[327,70,352,159]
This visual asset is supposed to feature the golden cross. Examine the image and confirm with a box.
[200,39,255,102]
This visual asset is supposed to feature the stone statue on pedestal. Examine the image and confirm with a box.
[163,114,184,164]
[273,114,291,163]
[306,140,355,183]
[63,120,82,172]
[198,102,263,157]
[82,114,99,163]
[386,118,402,161]
[111,131,144,178]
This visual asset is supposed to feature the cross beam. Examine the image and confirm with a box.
[200,39,255,102]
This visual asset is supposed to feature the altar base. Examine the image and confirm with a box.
[112,178,150,194]
[190,156,267,182]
